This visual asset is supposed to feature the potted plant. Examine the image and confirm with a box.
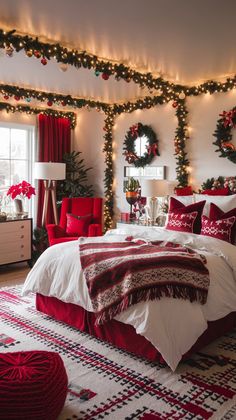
[125,177,140,220]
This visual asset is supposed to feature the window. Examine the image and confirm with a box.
[0,123,35,215]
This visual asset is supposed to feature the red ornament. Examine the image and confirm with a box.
[34,50,41,59]
[102,73,109,80]
[14,96,20,101]
[172,101,178,108]
[47,101,53,107]
[41,57,47,66]
[3,95,9,100]
[61,100,66,106]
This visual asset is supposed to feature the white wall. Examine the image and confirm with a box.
[73,92,236,222]
[187,91,236,188]
[72,108,106,197]
[2,91,236,222]
[113,104,176,217]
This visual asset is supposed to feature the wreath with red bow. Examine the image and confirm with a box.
[123,122,159,167]
[213,107,236,164]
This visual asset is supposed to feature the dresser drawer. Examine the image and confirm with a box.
[0,218,32,265]
[0,249,31,265]
[0,219,31,234]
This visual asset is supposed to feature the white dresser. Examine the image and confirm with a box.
[0,218,32,265]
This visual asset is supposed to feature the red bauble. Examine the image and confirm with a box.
[34,50,41,59]
[61,101,66,106]
[172,101,178,108]
[41,57,47,66]
[47,101,53,107]
[3,95,9,100]
[14,96,20,101]
[102,73,109,80]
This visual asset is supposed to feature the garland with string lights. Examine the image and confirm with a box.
[0,83,110,112]
[2,28,236,97]
[123,122,159,167]
[213,107,236,164]
[103,110,115,230]
[0,101,76,127]
[0,28,171,94]
[173,99,190,186]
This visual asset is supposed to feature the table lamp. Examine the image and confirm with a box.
[141,179,168,224]
[34,162,66,226]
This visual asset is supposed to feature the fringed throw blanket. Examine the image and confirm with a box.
[79,239,210,325]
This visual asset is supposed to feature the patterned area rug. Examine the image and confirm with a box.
[1,286,236,420]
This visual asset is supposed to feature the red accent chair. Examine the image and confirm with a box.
[46,197,103,246]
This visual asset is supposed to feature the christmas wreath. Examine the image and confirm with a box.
[123,122,159,167]
[213,108,236,164]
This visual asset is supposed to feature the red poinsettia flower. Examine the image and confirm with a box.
[7,181,36,200]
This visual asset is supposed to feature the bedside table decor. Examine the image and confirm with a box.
[141,179,168,224]
[7,180,36,218]
[125,177,140,221]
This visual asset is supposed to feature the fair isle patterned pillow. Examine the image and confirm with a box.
[165,211,198,233]
[201,215,236,243]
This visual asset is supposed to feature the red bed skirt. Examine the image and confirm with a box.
[36,293,236,364]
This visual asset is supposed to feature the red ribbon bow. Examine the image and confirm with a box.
[147,143,158,156]
[130,124,139,137]
[124,151,138,163]
[219,110,236,128]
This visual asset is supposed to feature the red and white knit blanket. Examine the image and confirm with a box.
[79,239,210,325]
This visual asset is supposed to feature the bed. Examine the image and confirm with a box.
[22,224,236,371]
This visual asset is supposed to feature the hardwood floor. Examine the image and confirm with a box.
[0,262,30,287]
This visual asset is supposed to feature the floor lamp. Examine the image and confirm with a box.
[141,179,168,224]
[34,162,66,226]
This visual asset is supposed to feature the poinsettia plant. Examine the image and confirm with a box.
[7,181,36,200]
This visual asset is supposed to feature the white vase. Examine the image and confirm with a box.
[14,198,24,216]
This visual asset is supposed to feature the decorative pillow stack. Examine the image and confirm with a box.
[66,213,92,236]
[166,197,206,234]
[200,203,236,243]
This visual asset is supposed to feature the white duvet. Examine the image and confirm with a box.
[22,226,236,371]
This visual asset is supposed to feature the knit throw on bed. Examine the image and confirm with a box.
[79,239,210,325]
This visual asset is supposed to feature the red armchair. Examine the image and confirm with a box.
[46,197,103,246]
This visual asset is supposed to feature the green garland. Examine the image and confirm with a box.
[0,101,76,128]
[213,108,236,164]
[200,176,236,194]
[174,99,190,186]
[0,83,109,113]
[123,122,159,167]
[103,111,115,231]
[2,28,236,97]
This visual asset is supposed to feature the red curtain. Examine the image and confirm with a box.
[36,115,71,227]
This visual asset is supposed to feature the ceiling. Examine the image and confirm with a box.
[0,0,236,103]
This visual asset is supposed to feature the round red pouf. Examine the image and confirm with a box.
[0,351,68,420]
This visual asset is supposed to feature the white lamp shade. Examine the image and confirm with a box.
[141,179,168,197]
[34,162,66,180]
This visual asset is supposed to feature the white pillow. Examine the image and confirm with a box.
[194,194,236,216]
[169,195,195,206]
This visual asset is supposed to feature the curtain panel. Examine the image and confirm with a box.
[36,115,71,227]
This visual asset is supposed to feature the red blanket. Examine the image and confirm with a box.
[79,239,210,325]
